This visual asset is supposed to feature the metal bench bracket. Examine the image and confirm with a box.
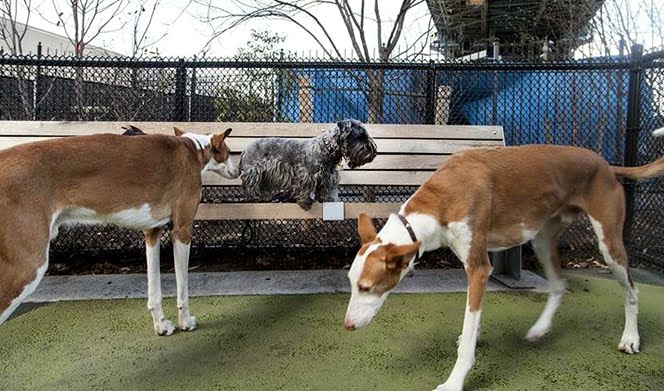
[490,246,533,289]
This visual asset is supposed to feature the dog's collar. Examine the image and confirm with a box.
[321,134,340,159]
[193,138,206,151]
[189,137,207,162]
[397,214,420,261]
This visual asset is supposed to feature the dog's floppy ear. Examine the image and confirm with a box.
[337,120,350,131]
[358,213,377,244]
[384,242,420,271]
[173,126,185,137]
[211,128,232,151]
[121,125,146,136]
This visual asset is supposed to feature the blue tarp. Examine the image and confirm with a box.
[279,68,425,124]
[279,59,660,163]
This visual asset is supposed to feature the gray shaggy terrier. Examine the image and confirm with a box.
[239,119,377,210]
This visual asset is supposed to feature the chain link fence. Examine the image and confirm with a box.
[1,49,663,269]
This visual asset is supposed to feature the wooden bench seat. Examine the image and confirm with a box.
[0,121,526,286]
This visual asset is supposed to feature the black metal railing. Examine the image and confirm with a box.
[1,46,663,268]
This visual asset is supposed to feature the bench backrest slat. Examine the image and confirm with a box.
[0,121,504,140]
[0,121,505,187]
[0,137,501,154]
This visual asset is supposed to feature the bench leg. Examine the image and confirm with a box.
[490,246,533,288]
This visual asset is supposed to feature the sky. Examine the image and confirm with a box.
[6,0,664,59]
[19,0,434,58]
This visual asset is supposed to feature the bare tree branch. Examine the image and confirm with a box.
[197,0,426,61]
[0,0,32,54]
[50,0,128,56]
[131,0,166,57]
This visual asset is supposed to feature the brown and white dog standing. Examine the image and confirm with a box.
[344,144,664,391]
[0,126,239,335]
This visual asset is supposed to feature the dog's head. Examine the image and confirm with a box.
[336,119,377,169]
[344,213,420,331]
[174,126,240,179]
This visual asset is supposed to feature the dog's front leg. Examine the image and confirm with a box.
[172,214,197,332]
[436,243,491,391]
[144,228,175,336]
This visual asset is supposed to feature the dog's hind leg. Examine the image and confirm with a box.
[144,227,175,336]
[0,215,50,325]
[0,256,48,325]
[526,217,568,341]
[588,185,640,354]
[588,183,640,354]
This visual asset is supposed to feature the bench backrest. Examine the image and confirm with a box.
[0,121,505,219]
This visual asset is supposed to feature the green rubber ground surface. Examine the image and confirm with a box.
[1,274,662,391]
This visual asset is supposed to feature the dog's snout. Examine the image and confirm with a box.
[344,319,356,332]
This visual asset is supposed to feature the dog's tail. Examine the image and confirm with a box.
[612,156,664,181]
[612,127,664,180]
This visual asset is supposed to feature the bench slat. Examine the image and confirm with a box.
[0,137,502,154]
[0,121,504,140]
[202,170,432,186]
[342,155,448,170]
[195,202,401,220]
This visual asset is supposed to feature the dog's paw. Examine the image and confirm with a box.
[179,315,197,332]
[297,200,314,210]
[434,382,463,391]
[525,323,551,342]
[153,319,175,336]
[618,333,640,354]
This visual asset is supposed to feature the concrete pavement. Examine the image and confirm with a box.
[25,269,549,303]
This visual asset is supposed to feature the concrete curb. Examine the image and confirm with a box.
[26,270,549,303]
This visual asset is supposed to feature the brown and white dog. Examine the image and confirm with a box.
[344,144,664,391]
[0,126,239,335]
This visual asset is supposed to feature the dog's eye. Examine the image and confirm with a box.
[358,284,371,293]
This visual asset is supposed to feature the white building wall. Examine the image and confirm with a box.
[0,17,122,57]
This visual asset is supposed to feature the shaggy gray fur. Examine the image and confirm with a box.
[239,119,377,210]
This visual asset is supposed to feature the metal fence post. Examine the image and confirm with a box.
[425,59,436,124]
[623,44,644,243]
[190,63,197,121]
[34,42,43,120]
[174,58,187,121]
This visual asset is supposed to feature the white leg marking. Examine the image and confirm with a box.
[526,232,566,341]
[146,239,174,336]
[438,220,487,390]
[589,216,640,354]
[0,261,48,325]
[447,220,473,268]
[436,304,482,391]
[174,239,196,331]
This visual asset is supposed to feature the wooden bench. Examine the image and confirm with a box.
[0,121,526,286]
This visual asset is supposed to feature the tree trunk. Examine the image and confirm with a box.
[15,67,34,120]
[74,48,86,120]
[367,68,384,123]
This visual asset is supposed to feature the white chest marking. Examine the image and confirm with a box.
[447,219,473,265]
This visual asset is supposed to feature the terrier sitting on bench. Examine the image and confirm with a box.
[239,119,377,210]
